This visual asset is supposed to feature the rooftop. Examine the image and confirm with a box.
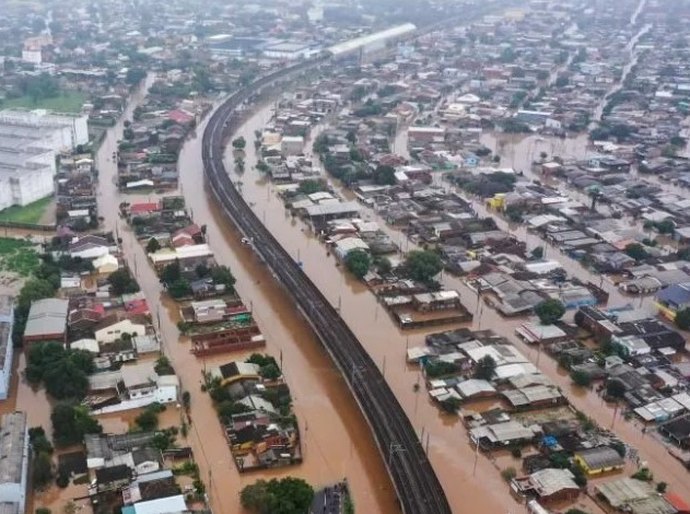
[0,412,27,485]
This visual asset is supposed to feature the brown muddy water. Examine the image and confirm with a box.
[201,101,690,508]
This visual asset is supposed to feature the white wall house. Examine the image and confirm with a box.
[0,412,29,514]
[95,319,146,344]
[0,297,15,400]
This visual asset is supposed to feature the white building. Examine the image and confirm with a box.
[0,297,14,400]
[0,110,89,210]
[0,412,29,514]
[95,319,146,344]
[280,135,304,156]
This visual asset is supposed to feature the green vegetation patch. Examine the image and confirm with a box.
[0,238,40,276]
[0,196,53,224]
[1,91,87,113]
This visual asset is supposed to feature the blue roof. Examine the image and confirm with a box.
[657,282,690,306]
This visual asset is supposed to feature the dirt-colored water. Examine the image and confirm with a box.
[202,100,690,508]
[89,86,401,514]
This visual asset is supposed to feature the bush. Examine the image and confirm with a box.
[656,482,667,493]
[51,403,102,447]
[344,249,371,279]
[570,369,591,387]
[631,467,653,482]
[675,308,690,330]
[501,467,517,482]
[107,268,140,295]
[511,447,522,458]
[534,299,565,325]
[241,477,314,514]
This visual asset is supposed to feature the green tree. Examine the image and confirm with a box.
[32,452,53,490]
[107,268,140,295]
[210,265,236,291]
[146,237,161,253]
[403,250,443,283]
[160,260,182,285]
[240,477,314,514]
[570,369,591,387]
[606,379,626,400]
[135,408,159,431]
[232,137,246,150]
[473,355,497,380]
[625,243,648,261]
[25,343,94,400]
[675,308,690,330]
[372,165,396,186]
[344,250,371,279]
[534,299,565,325]
[125,68,146,86]
[530,246,544,260]
[51,403,102,447]
[656,482,667,493]
[259,363,282,381]
[297,180,326,195]
[168,279,192,299]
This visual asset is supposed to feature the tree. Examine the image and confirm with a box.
[154,356,175,375]
[534,299,565,325]
[344,250,371,279]
[259,363,281,381]
[675,308,690,330]
[146,237,161,253]
[606,379,626,400]
[135,408,159,431]
[232,137,246,150]
[297,180,325,195]
[624,243,648,262]
[530,246,544,260]
[240,477,314,514]
[51,403,102,447]
[25,343,94,400]
[501,467,517,482]
[210,265,236,290]
[372,164,396,185]
[160,260,182,285]
[125,68,146,86]
[474,355,497,380]
[32,452,53,490]
[570,369,591,387]
[403,250,443,283]
[656,482,667,493]
[107,268,140,295]
[168,279,192,299]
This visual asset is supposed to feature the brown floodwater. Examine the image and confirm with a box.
[200,100,690,507]
[89,83,402,514]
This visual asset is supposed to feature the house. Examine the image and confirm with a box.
[68,235,111,260]
[93,254,119,274]
[190,299,226,323]
[148,244,214,269]
[129,202,160,217]
[659,413,690,449]
[0,412,29,514]
[469,420,537,450]
[121,494,186,514]
[119,362,179,405]
[573,446,625,476]
[511,468,580,504]
[212,361,261,388]
[95,319,146,344]
[515,322,567,345]
[131,447,161,475]
[95,464,131,492]
[595,478,658,511]
[23,298,69,345]
[656,282,690,320]
[0,297,14,400]
[281,135,304,156]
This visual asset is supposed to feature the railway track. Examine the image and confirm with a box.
[201,59,452,514]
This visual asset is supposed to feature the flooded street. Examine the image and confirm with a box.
[90,85,400,513]
[201,99,690,507]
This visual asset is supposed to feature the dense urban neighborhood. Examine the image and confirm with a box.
[2,0,690,514]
